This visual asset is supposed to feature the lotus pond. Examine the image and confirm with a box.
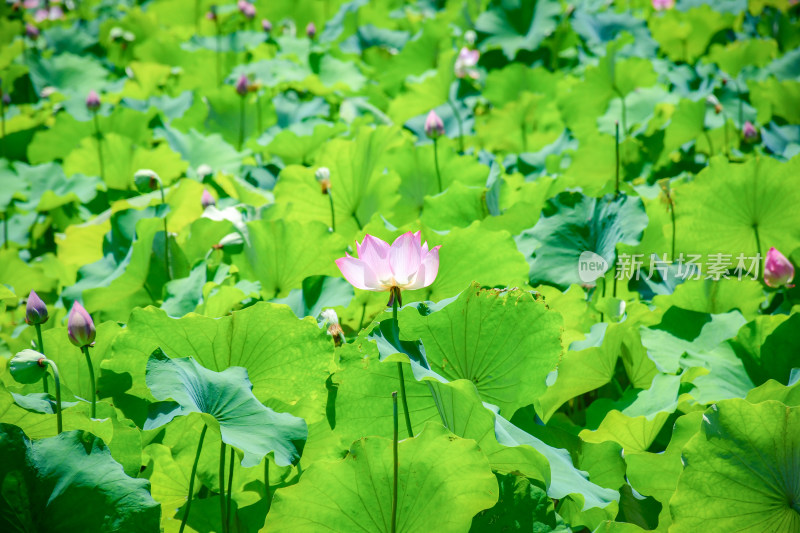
[1,0,800,532]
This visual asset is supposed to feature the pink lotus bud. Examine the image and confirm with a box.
[237,0,256,19]
[201,189,216,208]
[706,94,722,114]
[454,47,480,79]
[25,23,39,39]
[235,74,249,96]
[206,6,217,21]
[86,90,101,111]
[764,247,795,288]
[306,22,316,38]
[335,232,441,293]
[68,302,96,348]
[652,0,675,9]
[23,0,39,8]
[424,110,445,140]
[261,19,272,32]
[25,290,49,325]
[742,121,758,142]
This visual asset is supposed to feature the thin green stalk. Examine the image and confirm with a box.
[264,458,271,512]
[433,138,443,194]
[35,323,48,394]
[327,192,336,232]
[92,112,105,184]
[614,121,620,198]
[1,212,7,249]
[391,391,399,533]
[179,424,208,533]
[226,446,234,533]
[44,359,62,434]
[733,78,744,131]
[613,88,628,136]
[446,99,464,153]
[238,96,245,151]
[1,94,6,159]
[80,345,96,418]
[256,93,262,133]
[670,201,676,262]
[219,441,227,533]
[723,114,730,159]
[160,186,171,281]
[392,289,413,438]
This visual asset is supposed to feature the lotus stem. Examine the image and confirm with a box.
[433,138,443,194]
[446,99,464,153]
[80,345,96,418]
[35,323,48,394]
[614,121,620,198]
[44,359,62,434]
[264,458,271,512]
[227,446,234,532]
[391,390,399,533]
[392,288,413,438]
[160,185,171,281]
[0,95,6,159]
[219,441,227,533]
[179,424,208,533]
[92,111,105,184]
[238,96,245,151]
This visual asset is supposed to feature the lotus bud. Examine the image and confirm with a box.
[206,5,217,20]
[201,189,216,208]
[706,94,722,114]
[9,349,48,384]
[424,110,445,140]
[25,23,39,39]
[464,30,476,46]
[315,167,331,194]
[68,302,96,348]
[262,19,272,32]
[321,309,344,346]
[86,90,101,111]
[235,74,249,96]
[196,164,213,177]
[742,121,759,143]
[213,232,245,253]
[764,247,795,288]
[110,27,124,41]
[237,0,255,19]
[134,169,162,192]
[652,0,675,9]
[306,21,316,38]
[25,290,49,325]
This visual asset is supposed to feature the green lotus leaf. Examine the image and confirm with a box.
[705,39,778,77]
[263,422,498,532]
[475,0,562,59]
[675,155,800,265]
[13,162,101,212]
[0,423,159,532]
[472,473,567,533]
[670,399,800,532]
[647,5,735,63]
[399,283,562,417]
[748,78,800,124]
[732,312,800,386]
[144,349,307,467]
[113,302,333,424]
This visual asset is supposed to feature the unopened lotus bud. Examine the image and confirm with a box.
[25,290,49,325]
[424,110,444,140]
[315,167,331,193]
[25,23,39,40]
[213,232,245,253]
[134,169,162,192]
[197,164,213,177]
[464,30,476,46]
[706,94,722,114]
[237,0,255,19]
[261,19,272,32]
[206,6,217,20]
[9,349,48,384]
[742,121,759,143]
[764,247,795,288]
[321,309,344,346]
[306,21,316,38]
[67,302,96,348]
[235,74,249,96]
[201,189,216,208]
[86,90,101,111]
[110,27,124,41]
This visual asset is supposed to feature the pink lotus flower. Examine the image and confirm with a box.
[25,290,49,325]
[262,19,272,32]
[424,110,444,139]
[764,247,795,288]
[237,0,255,19]
[201,189,215,208]
[68,302,96,348]
[652,0,675,10]
[743,121,758,142]
[454,47,479,79]
[306,22,316,38]
[336,232,441,293]
[85,90,101,111]
[235,74,249,96]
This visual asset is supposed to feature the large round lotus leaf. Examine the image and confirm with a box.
[0,423,160,532]
[670,399,800,532]
[112,302,333,423]
[263,422,498,532]
[523,192,648,288]
[144,349,307,467]
[675,155,800,265]
[399,282,563,416]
